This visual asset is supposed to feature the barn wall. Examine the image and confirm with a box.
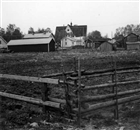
[99,42,112,52]
[8,44,48,52]
[49,39,55,51]
[127,43,139,50]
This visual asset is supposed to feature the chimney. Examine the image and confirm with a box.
[70,22,72,26]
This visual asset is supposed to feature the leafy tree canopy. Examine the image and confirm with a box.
[0,24,23,42]
[86,30,102,42]
[114,24,140,38]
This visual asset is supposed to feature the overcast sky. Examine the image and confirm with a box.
[1,0,139,37]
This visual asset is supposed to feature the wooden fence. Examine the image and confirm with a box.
[67,58,140,126]
[1,57,140,127]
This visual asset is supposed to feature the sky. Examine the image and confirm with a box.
[1,0,139,38]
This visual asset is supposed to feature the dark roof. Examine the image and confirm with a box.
[55,25,87,36]
[55,24,87,42]
[125,33,139,38]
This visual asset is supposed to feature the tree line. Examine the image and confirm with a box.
[0,24,52,42]
[86,24,140,42]
[0,23,140,43]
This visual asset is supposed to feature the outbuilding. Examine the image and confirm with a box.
[126,42,140,50]
[0,36,7,49]
[7,37,55,52]
[97,41,116,52]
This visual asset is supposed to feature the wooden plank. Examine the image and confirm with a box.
[73,94,140,117]
[42,69,85,78]
[0,74,59,84]
[69,69,140,80]
[42,71,74,78]
[82,79,140,90]
[0,91,61,108]
[81,87,140,103]
[0,73,84,88]
[48,97,66,104]
[81,66,140,76]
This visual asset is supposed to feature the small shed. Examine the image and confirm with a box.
[126,42,140,50]
[125,33,138,42]
[98,41,115,52]
[7,37,55,52]
[0,36,7,49]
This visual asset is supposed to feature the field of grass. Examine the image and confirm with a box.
[1,49,140,130]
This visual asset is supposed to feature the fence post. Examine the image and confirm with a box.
[112,56,119,120]
[0,97,6,130]
[42,83,50,120]
[77,58,81,127]
[112,56,116,118]
[61,60,72,118]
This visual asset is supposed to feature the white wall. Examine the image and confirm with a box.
[0,38,7,49]
[61,38,74,47]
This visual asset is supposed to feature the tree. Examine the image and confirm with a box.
[12,27,22,39]
[45,28,52,33]
[114,24,140,38]
[2,24,23,42]
[87,30,102,41]
[103,34,108,38]
[36,27,52,33]
[28,27,34,34]
[6,24,16,34]
[0,27,5,36]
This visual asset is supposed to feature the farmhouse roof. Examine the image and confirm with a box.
[8,37,53,46]
[55,24,87,37]
[23,32,53,39]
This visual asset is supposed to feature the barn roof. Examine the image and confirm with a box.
[125,33,139,38]
[0,36,7,44]
[23,33,53,39]
[8,37,53,46]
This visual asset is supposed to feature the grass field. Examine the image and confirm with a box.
[1,49,140,130]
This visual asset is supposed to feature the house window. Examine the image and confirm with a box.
[65,42,67,45]
[0,41,1,44]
